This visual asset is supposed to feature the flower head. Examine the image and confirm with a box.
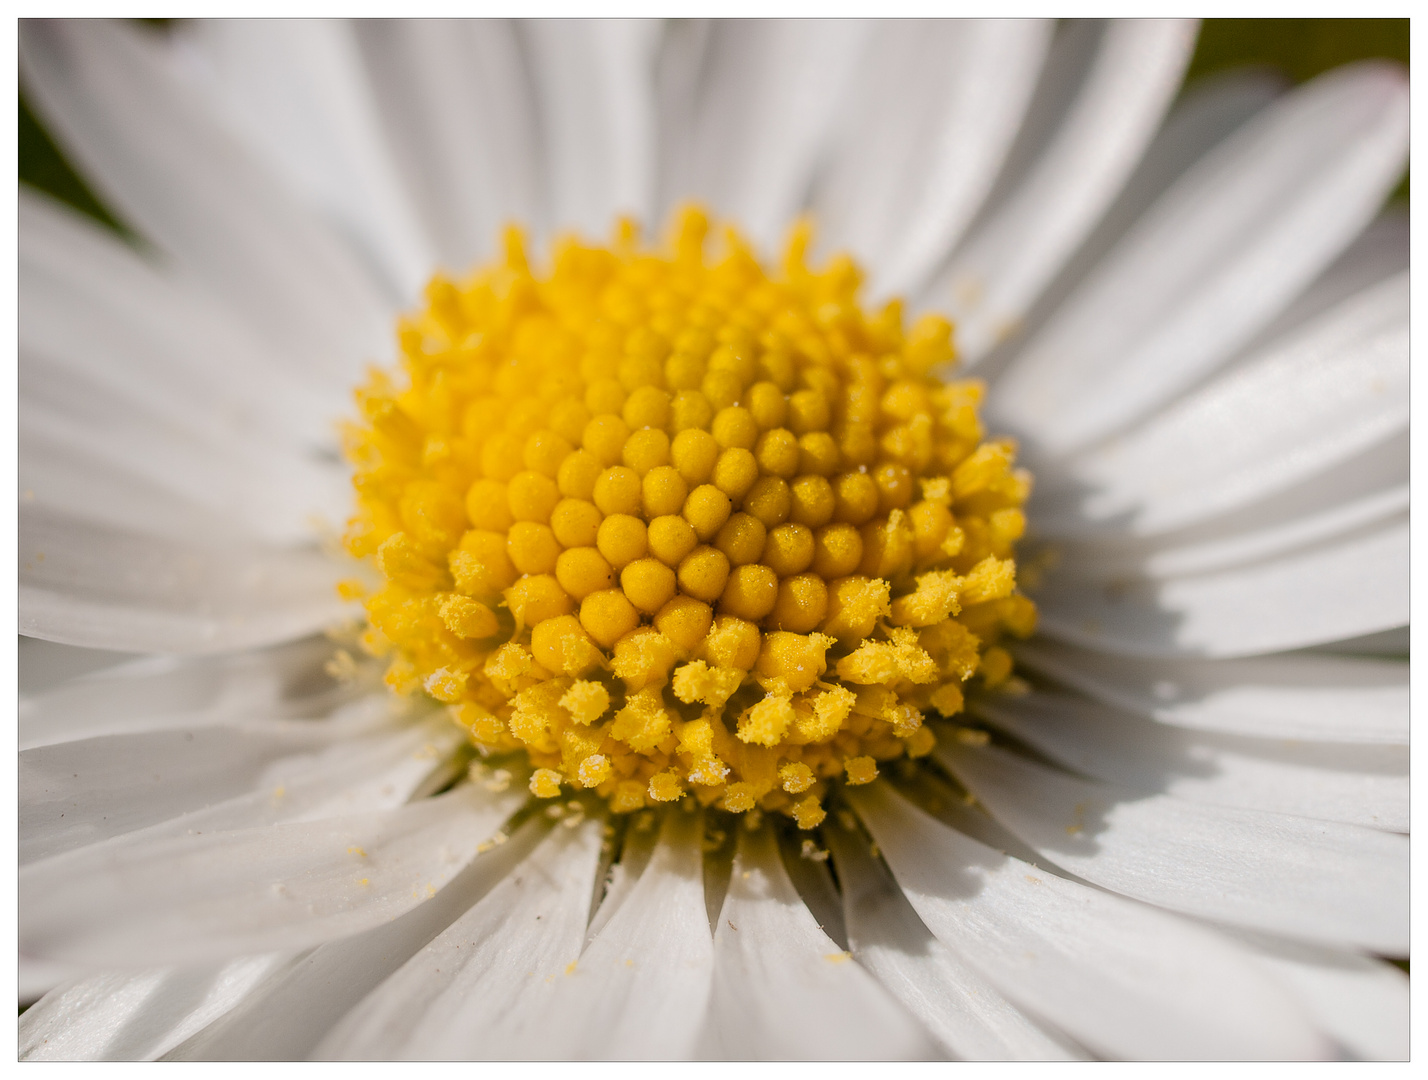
[18,18,1409,1062]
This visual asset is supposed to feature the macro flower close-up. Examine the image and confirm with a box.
[17,17,1410,1061]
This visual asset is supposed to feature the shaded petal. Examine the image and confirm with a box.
[19,954,289,1061]
[539,808,713,1059]
[931,19,1196,362]
[354,19,545,267]
[165,813,541,1060]
[1031,515,1408,658]
[814,19,1052,298]
[522,19,660,235]
[19,636,351,750]
[171,19,435,302]
[851,782,1327,1060]
[939,742,1408,954]
[20,19,392,386]
[20,188,339,451]
[21,782,525,969]
[21,709,458,864]
[1010,637,1408,743]
[19,503,352,655]
[1038,272,1408,537]
[987,68,1285,366]
[583,816,659,947]
[1234,933,1409,1060]
[826,823,1084,1060]
[993,61,1409,451]
[973,690,1407,831]
[663,19,872,252]
[699,826,937,1060]
[317,817,603,1059]
[20,342,346,547]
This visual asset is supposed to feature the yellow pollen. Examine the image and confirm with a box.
[343,207,1033,824]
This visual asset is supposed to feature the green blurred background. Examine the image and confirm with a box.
[19,18,1411,237]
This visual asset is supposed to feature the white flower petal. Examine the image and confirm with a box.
[699,826,937,1060]
[938,742,1408,954]
[1010,637,1408,744]
[20,709,456,864]
[932,19,1196,362]
[1031,514,1408,658]
[538,808,713,1059]
[584,816,659,946]
[19,503,352,655]
[1238,204,1407,364]
[825,822,1084,1060]
[19,188,339,448]
[993,62,1409,452]
[20,782,524,970]
[522,19,660,235]
[664,19,872,253]
[814,20,1052,298]
[19,637,350,750]
[20,19,392,385]
[1233,933,1409,1061]
[165,812,543,1060]
[973,690,1407,831]
[171,19,435,302]
[21,345,345,547]
[354,19,545,267]
[996,68,1285,360]
[18,636,128,698]
[1038,272,1408,537]
[20,953,289,1062]
[317,817,603,1060]
[1061,476,1407,582]
[850,782,1327,1060]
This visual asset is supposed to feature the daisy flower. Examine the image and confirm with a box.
[18,18,1409,1060]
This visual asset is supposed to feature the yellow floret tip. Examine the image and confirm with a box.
[343,206,1034,826]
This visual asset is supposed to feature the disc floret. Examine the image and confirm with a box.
[342,208,1034,827]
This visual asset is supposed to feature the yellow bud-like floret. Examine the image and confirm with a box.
[439,594,499,640]
[344,208,1031,824]
[739,695,794,746]
[844,756,878,785]
[779,762,815,794]
[792,795,827,830]
[530,768,564,798]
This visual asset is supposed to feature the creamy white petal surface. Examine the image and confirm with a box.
[972,690,1407,830]
[317,817,603,1060]
[938,742,1408,953]
[993,61,1409,452]
[19,20,394,384]
[21,710,462,864]
[18,17,1409,1062]
[1032,514,1408,658]
[699,826,937,1060]
[815,19,1051,298]
[19,637,356,750]
[20,954,290,1061]
[852,783,1327,1060]
[166,816,543,1060]
[535,809,714,1059]
[826,822,1085,1060]
[21,783,524,969]
[1037,272,1408,537]
[1010,638,1408,742]
[936,19,1196,361]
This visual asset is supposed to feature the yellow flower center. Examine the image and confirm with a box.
[340,207,1035,828]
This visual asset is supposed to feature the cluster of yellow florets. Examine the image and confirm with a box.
[341,208,1035,828]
